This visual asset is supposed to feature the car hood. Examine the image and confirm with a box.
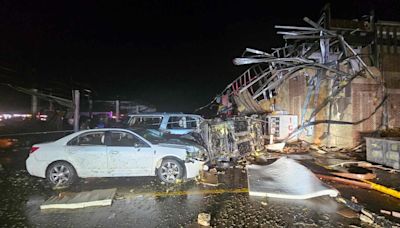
[157,140,205,153]
[157,143,194,151]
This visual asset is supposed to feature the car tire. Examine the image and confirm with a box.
[157,159,184,184]
[46,161,77,188]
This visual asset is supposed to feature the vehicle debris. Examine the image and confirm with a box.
[200,116,265,164]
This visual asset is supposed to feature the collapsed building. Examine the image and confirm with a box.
[212,5,400,148]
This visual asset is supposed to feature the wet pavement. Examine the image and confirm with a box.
[1,144,400,227]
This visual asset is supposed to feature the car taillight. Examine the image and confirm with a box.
[29,146,39,154]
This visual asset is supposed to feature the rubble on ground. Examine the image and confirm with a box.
[197,213,211,226]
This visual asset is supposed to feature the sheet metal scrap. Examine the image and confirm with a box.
[247,157,339,199]
[200,116,265,163]
[230,19,375,105]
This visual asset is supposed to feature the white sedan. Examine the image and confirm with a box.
[26,128,204,187]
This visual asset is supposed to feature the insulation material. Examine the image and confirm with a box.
[247,157,338,199]
[40,188,116,210]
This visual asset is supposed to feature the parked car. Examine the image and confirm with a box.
[26,128,205,187]
[127,113,203,135]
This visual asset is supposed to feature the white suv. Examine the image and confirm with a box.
[127,113,203,135]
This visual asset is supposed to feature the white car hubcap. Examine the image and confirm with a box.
[50,165,70,184]
[160,162,180,182]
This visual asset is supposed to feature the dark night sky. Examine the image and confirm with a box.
[0,0,399,112]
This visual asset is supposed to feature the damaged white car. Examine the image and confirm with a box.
[26,128,205,187]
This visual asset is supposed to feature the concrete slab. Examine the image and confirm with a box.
[40,188,117,210]
[247,157,338,199]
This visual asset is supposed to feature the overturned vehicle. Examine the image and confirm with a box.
[198,116,266,164]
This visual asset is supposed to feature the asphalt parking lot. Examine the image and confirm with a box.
[0,146,368,228]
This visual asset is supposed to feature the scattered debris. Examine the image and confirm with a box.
[266,142,285,152]
[328,161,372,169]
[197,212,211,226]
[351,196,358,204]
[358,162,400,173]
[317,174,372,189]
[380,209,391,215]
[331,172,376,181]
[198,168,219,186]
[336,197,400,227]
[336,207,359,219]
[359,214,374,225]
[310,145,327,154]
[260,201,268,206]
[247,157,338,199]
[282,141,310,154]
[40,188,117,210]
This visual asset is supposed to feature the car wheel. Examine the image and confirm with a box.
[46,161,77,188]
[157,159,184,183]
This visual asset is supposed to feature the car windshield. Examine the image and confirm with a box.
[134,129,167,144]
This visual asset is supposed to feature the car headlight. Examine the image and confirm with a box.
[185,146,196,153]
[185,150,199,162]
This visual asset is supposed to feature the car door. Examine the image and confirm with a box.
[107,130,155,176]
[66,131,108,177]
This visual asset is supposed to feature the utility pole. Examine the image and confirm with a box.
[88,99,93,118]
[115,100,120,122]
[73,90,80,132]
[31,89,38,117]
